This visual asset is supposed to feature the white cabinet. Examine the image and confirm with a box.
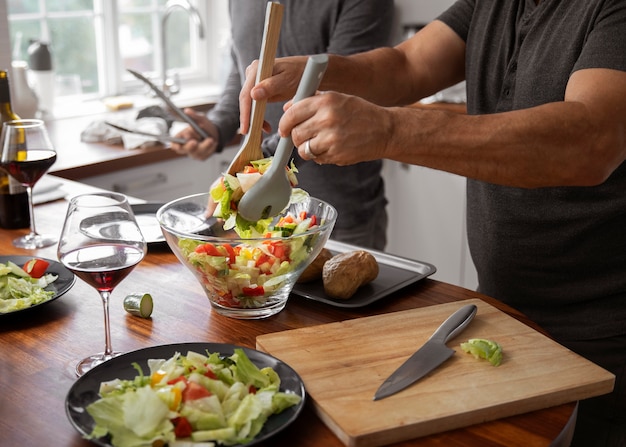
[384,1,475,289]
[81,149,237,203]
[382,161,478,290]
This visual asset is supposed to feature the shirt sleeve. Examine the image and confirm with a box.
[574,0,626,73]
[436,0,475,42]
[325,0,394,55]
[207,47,243,151]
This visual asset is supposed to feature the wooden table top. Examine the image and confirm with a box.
[0,177,575,447]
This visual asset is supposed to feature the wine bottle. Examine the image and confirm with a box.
[0,69,30,229]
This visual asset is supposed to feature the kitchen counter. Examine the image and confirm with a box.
[47,112,183,180]
[0,177,579,447]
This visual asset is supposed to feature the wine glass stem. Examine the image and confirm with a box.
[99,290,114,358]
[25,186,38,238]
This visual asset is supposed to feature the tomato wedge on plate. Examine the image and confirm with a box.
[182,381,212,402]
[23,258,50,278]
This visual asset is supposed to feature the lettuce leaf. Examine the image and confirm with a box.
[85,349,301,447]
[0,262,57,313]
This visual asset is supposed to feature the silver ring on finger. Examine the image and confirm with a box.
[304,139,317,159]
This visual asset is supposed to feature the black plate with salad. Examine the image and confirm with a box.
[0,255,75,317]
[65,342,306,447]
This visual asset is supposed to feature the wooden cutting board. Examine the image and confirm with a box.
[256,299,615,447]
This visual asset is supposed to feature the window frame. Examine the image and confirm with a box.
[4,0,228,101]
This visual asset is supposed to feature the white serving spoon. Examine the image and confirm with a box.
[237,54,329,222]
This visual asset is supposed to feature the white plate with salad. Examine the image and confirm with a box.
[65,342,306,447]
[0,255,75,316]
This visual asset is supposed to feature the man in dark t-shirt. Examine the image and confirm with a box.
[237,1,626,444]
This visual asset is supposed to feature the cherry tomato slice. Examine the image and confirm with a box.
[22,258,50,279]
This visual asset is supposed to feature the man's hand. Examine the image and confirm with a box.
[238,56,309,135]
[171,108,221,160]
[280,91,393,166]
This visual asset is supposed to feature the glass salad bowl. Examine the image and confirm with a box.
[157,192,337,319]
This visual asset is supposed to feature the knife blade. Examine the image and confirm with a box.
[105,122,187,145]
[127,68,210,141]
[373,304,477,401]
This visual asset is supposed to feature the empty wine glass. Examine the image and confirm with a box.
[0,119,57,248]
[57,192,147,376]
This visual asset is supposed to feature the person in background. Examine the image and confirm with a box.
[172,0,393,250]
[238,1,626,445]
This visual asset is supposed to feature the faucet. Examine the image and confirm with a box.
[160,0,205,96]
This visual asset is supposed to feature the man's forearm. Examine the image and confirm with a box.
[322,21,466,107]
[385,101,621,188]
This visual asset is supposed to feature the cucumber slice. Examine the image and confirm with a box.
[123,293,153,318]
[7,261,30,278]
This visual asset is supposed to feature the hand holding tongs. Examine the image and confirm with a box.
[127,68,210,141]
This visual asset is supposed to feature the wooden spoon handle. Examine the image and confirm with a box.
[227,2,284,175]
[249,2,283,139]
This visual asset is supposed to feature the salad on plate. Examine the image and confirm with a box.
[0,259,58,313]
[85,348,302,447]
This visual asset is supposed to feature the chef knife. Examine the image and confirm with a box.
[127,68,210,141]
[374,304,477,401]
[105,121,187,145]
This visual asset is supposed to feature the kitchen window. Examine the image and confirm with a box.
[4,0,229,109]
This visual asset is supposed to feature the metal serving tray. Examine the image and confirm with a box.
[292,239,436,308]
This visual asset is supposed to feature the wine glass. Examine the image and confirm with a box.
[57,192,147,376]
[0,119,58,248]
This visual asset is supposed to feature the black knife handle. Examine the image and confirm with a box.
[428,304,477,344]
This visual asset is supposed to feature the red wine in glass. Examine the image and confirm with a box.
[0,120,58,248]
[57,192,147,376]
[57,191,146,376]
[0,148,57,186]
[59,245,145,292]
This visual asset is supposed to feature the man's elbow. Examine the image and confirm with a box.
[574,132,626,186]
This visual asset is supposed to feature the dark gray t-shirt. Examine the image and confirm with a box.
[438,0,626,340]
[209,0,393,249]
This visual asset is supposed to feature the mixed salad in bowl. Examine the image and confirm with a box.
[178,209,322,310]
[157,158,337,319]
